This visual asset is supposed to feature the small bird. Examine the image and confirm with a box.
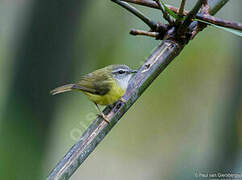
[50,64,137,123]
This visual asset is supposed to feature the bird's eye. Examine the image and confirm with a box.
[118,70,125,74]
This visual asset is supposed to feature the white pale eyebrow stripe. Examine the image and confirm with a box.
[112,68,129,73]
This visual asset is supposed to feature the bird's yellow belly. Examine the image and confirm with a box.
[83,85,125,105]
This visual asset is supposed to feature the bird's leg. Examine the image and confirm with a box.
[94,103,110,123]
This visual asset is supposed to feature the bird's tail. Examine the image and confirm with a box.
[50,84,76,95]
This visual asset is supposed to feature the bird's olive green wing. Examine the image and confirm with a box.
[76,69,112,96]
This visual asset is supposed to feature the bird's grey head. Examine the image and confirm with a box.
[111,64,137,90]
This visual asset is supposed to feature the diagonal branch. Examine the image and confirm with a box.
[111,0,157,30]
[46,0,230,179]
[47,39,184,180]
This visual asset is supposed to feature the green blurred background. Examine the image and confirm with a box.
[0,0,241,179]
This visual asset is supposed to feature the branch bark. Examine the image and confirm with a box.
[209,0,229,15]
[178,0,186,19]
[121,0,242,31]
[177,0,204,35]
[46,0,230,179]
[197,14,242,31]
[47,40,183,180]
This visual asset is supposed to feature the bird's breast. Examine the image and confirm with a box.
[84,81,125,105]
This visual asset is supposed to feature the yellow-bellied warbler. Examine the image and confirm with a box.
[50,64,137,123]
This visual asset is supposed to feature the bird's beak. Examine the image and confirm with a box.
[131,70,137,73]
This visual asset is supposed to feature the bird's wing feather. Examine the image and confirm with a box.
[76,69,112,95]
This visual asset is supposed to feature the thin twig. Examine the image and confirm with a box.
[177,0,205,35]
[130,29,159,38]
[122,0,158,9]
[197,14,242,31]
[153,0,173,24]
[122,0,242,31]
[209,0,229,15]
[46,0,230,179]
[178,0,186,17]
[111,0,157,30]
[121,0,184,13]
[176,0,187,24]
